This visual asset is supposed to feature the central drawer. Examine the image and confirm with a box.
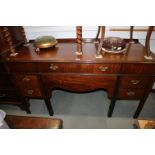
[37,63,121,74]
[42,74,117,92]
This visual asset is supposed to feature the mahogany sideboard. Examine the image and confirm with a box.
[0,38,155,118]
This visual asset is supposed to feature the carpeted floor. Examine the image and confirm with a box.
[0,90,155,128]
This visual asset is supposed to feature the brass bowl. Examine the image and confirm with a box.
[34,36,58,48]
[102,37,126,54]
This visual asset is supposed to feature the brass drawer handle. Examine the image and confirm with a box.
[131,80,140,85]
[98,66,109,72]
[22,76,30,82]
[27,90,34,95]
[49,64,58,71]
[0,94,6,98]
[127,91,135,96]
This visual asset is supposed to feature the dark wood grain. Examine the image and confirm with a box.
[42,74,117,93]
[121,63,155,74]
[3,42,155,63]
[119,76,149,88]
[0,62,31,113]
[5,115,62,129]
[117,89,144,99]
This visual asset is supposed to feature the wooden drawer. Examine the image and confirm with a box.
[0,90,18,99]
[13,75,40,86]
[119,76,149,88]
[7,62,37,73]
[92,64,120,74]
[117,89,144,99]
[19,88,43,97]
[13,75,43,97]
[42,74,117,92]
[37,62,120,74]
[121,64,155,74]
[37,62,79,73]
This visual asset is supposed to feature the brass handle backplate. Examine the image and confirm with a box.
[22,76,30,82]
[127,91,135,96]
[27,90,34,95]
[98,66,109,72]
[131,80,140,85]
[0,94,6,98]
[49,64,58,71]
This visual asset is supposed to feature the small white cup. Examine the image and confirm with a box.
[0,109,6,126]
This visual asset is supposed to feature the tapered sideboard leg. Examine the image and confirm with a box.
[108,76,120,117]
[44,98,54,116]
[108,99,116,117]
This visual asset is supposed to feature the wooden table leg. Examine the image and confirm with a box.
[44,98,54,116]
[134,97,148,118]
[108,99,116,117]
[108,76,120,117]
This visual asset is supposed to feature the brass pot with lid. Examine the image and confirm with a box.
[34,35,58,49]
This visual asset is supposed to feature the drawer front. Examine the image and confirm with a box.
[0,90,18,99]
[13,75,43,97]
[37,62,120,74]
[14,75,40,86]
[119,76,149,88]
[117,89,144,99]
[122,64,155,74]
[37,63,79,73]
[19,88,42,97]
[93,64,120,74]
[42,74,117,92]
[7,62,37,73]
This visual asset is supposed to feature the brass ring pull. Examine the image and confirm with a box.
[127,91,135,96]
[49,64,58,71]
[0,94,6,98]
[22,76,30,82]
[98,66,109,72]
[131,80,140,85]
[27,90,34,95]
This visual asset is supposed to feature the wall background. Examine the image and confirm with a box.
[24,26,155,53]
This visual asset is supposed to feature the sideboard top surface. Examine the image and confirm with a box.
[2,41,155,63]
